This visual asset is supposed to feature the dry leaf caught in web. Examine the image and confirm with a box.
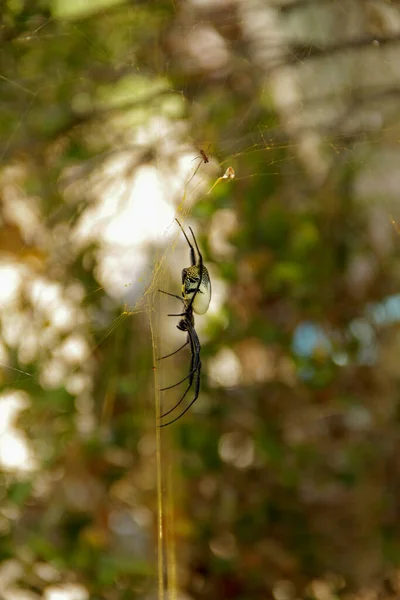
[222,166,235,180]
[208,166,235,195]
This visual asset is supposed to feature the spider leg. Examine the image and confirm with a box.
[159,361,202,427]
[158,289,186,316]
[159,336,196,419]
[160,332,200,419]
[160,358,199,390]
[158,289,184,303]
[160,318,199,391]
[176,219,196,266]
[157,339,189,361]
[159,320,201,425]
[189,226,202,266]
[158,289,184,316]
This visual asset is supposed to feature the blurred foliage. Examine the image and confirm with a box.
[2,0,400,599]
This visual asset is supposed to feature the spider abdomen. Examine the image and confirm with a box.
[182,265,211,315]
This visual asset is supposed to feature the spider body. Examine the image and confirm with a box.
[182,264,211,315]
[200,149,210,163]
[158,219,211,426]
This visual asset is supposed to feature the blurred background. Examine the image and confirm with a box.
[2,0,400,599]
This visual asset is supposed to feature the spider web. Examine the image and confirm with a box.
[1,1,400,599]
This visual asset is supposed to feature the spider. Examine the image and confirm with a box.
[192,145,210,164]
[158,219,211,427]
[199,149,210,163]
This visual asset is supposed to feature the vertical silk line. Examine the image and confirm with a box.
[150,309,165,600]
[150,305,178,599]
[166,450,177,599]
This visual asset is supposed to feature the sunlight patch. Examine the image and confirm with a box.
[0,391,36,472]
[208,347,242,387]
[0,263,22,304]
[44,584,89,600]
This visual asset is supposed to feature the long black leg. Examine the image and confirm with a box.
[160,320,200,391]
[159,361,202,427]
[186,277,202,312]
[159,321,201,425]
[158,289,186,316]
[160,353,200,390]
[158,289,184,303]
[176,219,196,266]
[158,340,189,361]
[159,331,196,420]
[189,226,202,269]
[158,289,185,316]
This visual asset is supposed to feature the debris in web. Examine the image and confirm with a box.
[207,166,235,195]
